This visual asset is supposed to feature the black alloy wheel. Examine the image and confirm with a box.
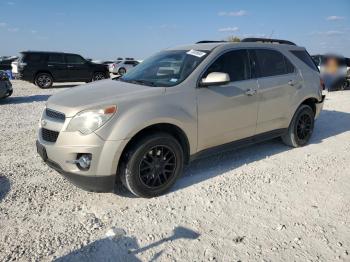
[295,113,313,143]
[35,73,53,88]
[139,145,177,188]
[120,133,184,198]
[93,72,106,81]
[281,104,315,147]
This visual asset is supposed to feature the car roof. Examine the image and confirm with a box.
[167,41,305,52]
[20,51,81,56]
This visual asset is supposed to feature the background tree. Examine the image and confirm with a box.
[227,36,241,42]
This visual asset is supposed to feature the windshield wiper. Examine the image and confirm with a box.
[121,79,157,87]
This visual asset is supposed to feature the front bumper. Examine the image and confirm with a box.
[36,139,124,192]
[315,95,326,119]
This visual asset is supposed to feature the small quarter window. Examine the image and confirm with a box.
[290,50,319,72]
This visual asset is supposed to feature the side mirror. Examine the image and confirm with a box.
[200,72,230,87]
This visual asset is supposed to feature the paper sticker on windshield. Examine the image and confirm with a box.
[170,78,178,83]
[186,49,206,58]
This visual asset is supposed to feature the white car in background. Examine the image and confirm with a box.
[108,58,139,75]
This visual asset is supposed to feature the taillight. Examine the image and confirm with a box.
[112,63,116,68]
[320,78,325,91]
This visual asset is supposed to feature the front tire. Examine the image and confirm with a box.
[282,105,315,147]
[35,73,53,89]
[120,133,184,198]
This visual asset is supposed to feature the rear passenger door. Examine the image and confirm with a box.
[251,49,300,134]
[65,54,90,81]
[47,54,67,81]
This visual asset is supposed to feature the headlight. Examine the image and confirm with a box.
[66,105,117,135]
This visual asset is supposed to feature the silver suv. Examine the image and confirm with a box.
[36,38,325,197]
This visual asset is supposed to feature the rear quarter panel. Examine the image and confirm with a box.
[283,50,323,125]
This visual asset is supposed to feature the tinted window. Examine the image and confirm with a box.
[285,57,295,74]
[22,53,45,63]
[125,61,138,65]
[312,55,321,66]
[48,54,65,63]
[203,49,250,82]
[254,49,292,77]
[290,50,319,72]
[66,55,86,64]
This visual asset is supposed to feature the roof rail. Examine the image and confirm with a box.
[196,40,227,44]
[241,38,296,46]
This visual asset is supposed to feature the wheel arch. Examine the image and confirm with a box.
[34,70,54,82]
[299,97,318,115]
[117,123,191,176]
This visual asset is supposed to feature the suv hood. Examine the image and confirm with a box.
[47,79,164,117]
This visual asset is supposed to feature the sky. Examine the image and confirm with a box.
[0,0,349,60]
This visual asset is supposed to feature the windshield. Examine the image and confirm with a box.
[119,50,208,87]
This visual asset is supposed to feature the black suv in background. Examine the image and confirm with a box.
[12,51,109,88]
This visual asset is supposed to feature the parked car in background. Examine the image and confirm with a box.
[108,58,139,75]
[36,38,324,197]
[92,60,115,66]
[0,70,13,99]
[0,56,18,71]
[12,51,109,88]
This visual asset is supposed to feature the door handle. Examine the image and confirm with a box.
[48,64,54,67]
[67,65,74,68]
[245,89,257,96]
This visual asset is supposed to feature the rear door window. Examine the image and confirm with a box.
[290,50,319,72]
[203,49,251,82]
[254,49,293,77]
[285,57,295,74]
[48,54,65,63]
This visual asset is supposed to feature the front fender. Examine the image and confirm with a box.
[95,101,197,154]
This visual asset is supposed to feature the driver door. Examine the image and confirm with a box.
[197,49,259,151]
[65,54,90,81]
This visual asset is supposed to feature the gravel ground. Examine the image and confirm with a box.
[0,80,349,262]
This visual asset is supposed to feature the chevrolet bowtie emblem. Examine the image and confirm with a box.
[41,120,47,127]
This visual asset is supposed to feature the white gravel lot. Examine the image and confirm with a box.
[0,80,349,262]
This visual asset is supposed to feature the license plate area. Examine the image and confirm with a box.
[36,141,48,162]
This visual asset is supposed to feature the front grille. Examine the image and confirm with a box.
[45,108,65,122]
[41,128,59,143]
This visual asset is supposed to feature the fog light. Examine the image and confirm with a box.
[76,153,92,170]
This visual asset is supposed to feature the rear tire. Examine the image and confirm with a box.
[35,73,53,89]
[282,105,315,147]
[92,72,107,81]
[119,133,184,198]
